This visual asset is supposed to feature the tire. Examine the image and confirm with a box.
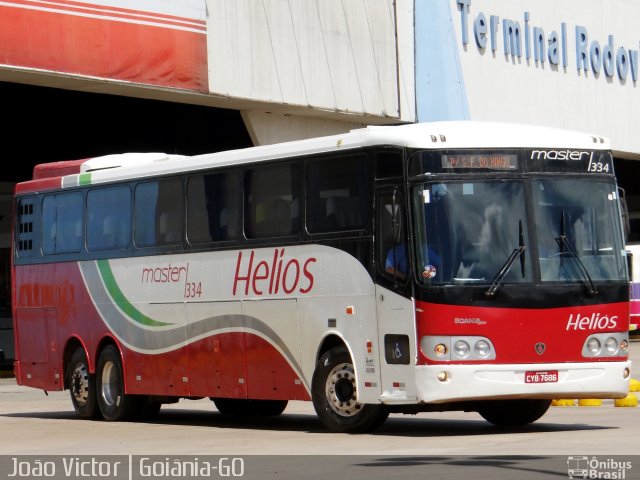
[66,347,99,419]
[213,398,288,416]
[96,345,141,421]
[311,347,389,433]
[478,399,552,427]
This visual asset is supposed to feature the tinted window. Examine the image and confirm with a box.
[533,179,627,282]
[245,164,301,238]
[376,150,403,179]
[306,155,370,233]
[42,192,83,254]
[187,171,241,243]
[135,179,184,247]
[87,186,131,251]
[377,190,407,281]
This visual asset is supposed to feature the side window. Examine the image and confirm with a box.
[42,192,83,255]
[245,163,301,238]
[135,179,184,247]
[87,186,131,251]
[377,189,407,281]
[306,154,371,233]
[187,171,241,243]
[375,150,403,179]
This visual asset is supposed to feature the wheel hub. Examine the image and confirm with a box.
[325,362,361,417]
[100,361,118,407]
[71,362,89,406]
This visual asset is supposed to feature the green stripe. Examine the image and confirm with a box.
[97,259,173,327]
[79,173,92,186]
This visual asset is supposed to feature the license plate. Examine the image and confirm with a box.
[525,370,558,383]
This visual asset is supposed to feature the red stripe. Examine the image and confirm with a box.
[33,159,87,179]
[4,0,206,29]
[0,5,208,91]
[14,177,62,194]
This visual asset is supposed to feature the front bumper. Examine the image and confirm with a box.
[414,361,632,403]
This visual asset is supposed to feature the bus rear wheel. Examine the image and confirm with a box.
[311,347,389,433]
[212,398,288,416]
[477,399,552,426]
[96,345,141,421]
[67,347,99,419]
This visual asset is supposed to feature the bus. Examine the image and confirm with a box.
[626,243,640,334]
[11,121,631,433]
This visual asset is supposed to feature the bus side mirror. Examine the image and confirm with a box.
[619,187,630,242]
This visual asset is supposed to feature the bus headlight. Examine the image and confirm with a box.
[604,337,619,355]
[453,340,470,359]
[420,336,495,361]
[474,339,491,358]
[583,332,628,357]
[586,337,601,355]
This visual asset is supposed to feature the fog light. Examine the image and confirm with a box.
[434,343,448,357]
[453,340,470,358]
[437,371,450,382]
[586,337,601,355]
[604,337,619,355]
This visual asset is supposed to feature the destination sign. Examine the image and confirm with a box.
[441,154,518,170]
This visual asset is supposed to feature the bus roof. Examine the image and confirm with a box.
[17,121,611,193]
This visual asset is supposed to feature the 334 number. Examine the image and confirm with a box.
[184,282,202,298]
[587,160,610,173]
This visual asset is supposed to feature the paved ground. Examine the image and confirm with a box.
[0,340,637,457]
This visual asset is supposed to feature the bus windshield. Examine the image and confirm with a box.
[533,178,627,283]
[412,180,531,285]
[412,178,627,286]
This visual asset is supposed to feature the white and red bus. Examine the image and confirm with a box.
[11,121,631,433]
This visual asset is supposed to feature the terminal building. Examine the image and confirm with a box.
[1,0,639,365]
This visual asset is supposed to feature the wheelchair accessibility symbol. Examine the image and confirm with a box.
[394,342,403,359]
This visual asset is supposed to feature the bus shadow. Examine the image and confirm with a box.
[151,408,614,437]
[375,415,611,437]
[1,409,613,437]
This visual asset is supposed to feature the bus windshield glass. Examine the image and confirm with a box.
[533,178,627,283]
[412,180,531,285]
[411,178,627,286]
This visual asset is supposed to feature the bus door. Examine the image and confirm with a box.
[374,188,418,403]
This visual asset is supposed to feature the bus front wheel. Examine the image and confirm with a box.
[67,347,99,419]
[477,399,552,426]
[96,345,140,421]
[311,347,389,433]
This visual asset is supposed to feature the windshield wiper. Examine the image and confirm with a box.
[555,211,598,296]
[485,220,526,297]
[555,235,598,296]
